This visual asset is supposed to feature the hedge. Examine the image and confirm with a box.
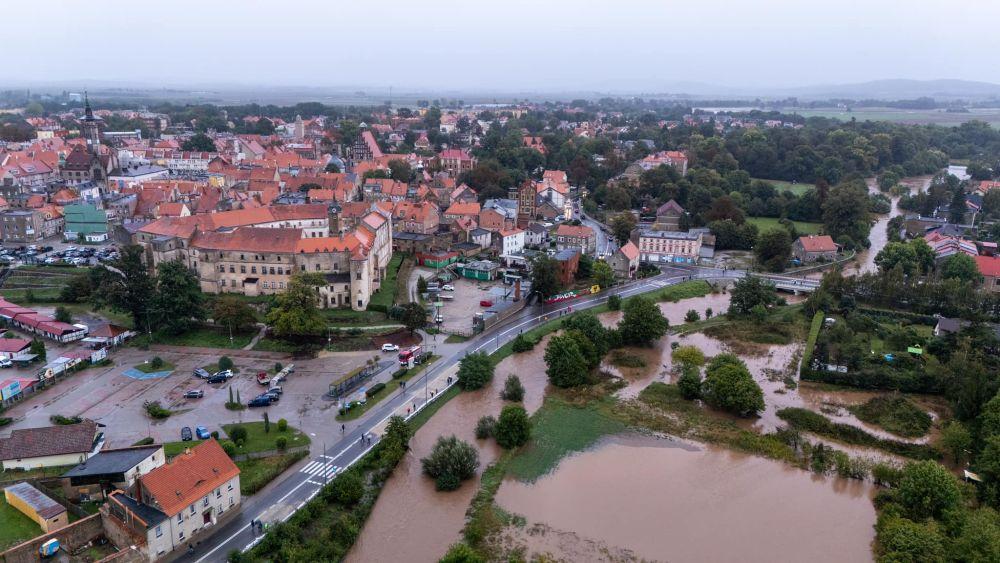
[853,307,937,326]
[366,382,386,398]
[800,311,824,376]
[391,368,408,380]
[777,407,939,460]
[800,364,940,394]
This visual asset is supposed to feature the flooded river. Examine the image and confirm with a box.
[495,434,876,563]
[346,336,552,563]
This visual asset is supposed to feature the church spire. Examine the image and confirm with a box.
[84,90,93,119]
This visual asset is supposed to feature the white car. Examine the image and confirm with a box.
[0,358,11,368]
[381,343,399,352]
[442,284,454,291]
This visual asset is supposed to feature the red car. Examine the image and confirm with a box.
[480,300,493,307]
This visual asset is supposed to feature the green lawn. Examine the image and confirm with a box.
[657,280,712,303]
[252,338,300,353]
[336,356,439,421]
[746,216,822,235]
[222,421,311,455]
[236,451,309,495]
[0,497,42,549]
[444,334,468,343]
[134,360,175,374]
[752,178,815,197]
[366,253,405,311]
[162,422,310,459]
[321,309,387,325]
[150,326,255,349]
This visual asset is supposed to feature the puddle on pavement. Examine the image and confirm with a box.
[494,433,876,563]
[346,335,553,563]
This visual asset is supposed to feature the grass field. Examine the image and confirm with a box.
[236,451,309,495]
[746,216,822,235]
[0,496,41,549]
[150,326,255,349]
[790,107,1000,128]
[134,360,175,374]
[163,422,310,458]
[657,280,712,303]
[336,356,439,421]
[366,253,404,311]
[752,178,815,196]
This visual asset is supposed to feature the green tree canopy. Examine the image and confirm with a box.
[400,302,427,334]
[592,260,615,289]
[701,357,764,417]
[181,132,216,152]
[617,296,669,346]
[728,276,776,317]
[265,273,326,338]
[896,460,962,520]
[754,228,792,272]
[544,333,589,388]
[151,260,206,335]
[456,352,494,390]
[529,255,561,299]
[495,405,530,449]
[93,245,155,330]
[941,253,983,284]
[421,435,480,491]
[212,295,257,332]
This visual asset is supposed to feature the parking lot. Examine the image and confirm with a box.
[0,346,388,450]
[432,276,517,335]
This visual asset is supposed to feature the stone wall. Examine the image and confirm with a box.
[1,514,103,563]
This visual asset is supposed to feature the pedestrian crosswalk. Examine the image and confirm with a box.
[300,460,340,480]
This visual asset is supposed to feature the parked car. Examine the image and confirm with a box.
[381,343,399,352]
[207,374,228,384]
[442,284,454,291]
[0,358,12,369]
[267,385,282,395]
[195,426,211,440]
[480,300,493,307]
[192,368,210,379]
[184,390,204,399]
[213,370,234,379]
[180,427,193,441]
[256,371,271,385]
[435,314,444,323]
[440,294,454,301]
[247,396,271,408]
[263,390,280,402]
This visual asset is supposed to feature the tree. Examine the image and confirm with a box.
[822,180,871,249]
[610,212,637,245]
[324,162,341,173]
[592,260,615,289]
[701,358,764,417]
[877,516,946,562]
[151,260,206,335]
[677,366,702,400]
[544,333,589,387]
[672,345,706,367]
[266,273,326,338]
[897,460,962,520]
[940,421,972,465]
[181,132,216,152]
[54,306,73,324]
[618,296,669,346]
[754,229,792,272]
[941,253,983,284]
[228,425,248,446]
[29,338,45,360]
[212,296,257,333]
[400,302,427,334]
[576,254,593,280]
[501,375,525,402]
[728,276,776,316]
[417,276,428,294]
[607,294,621,310]
[684,309,700,323]
[529,255,561,299]
[388,159,413,182]
[219,356,234,371]
[475,416,496,439]
[327,471,364,506]
[441,543,485,563]
[421,435,480,491]
[952,508,1000,562]
[457,352,493,390]
[495,405,530,449]
[263,412,270,433]
[93,245,155,330]
[562,311,609,356]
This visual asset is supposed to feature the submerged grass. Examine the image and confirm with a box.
[847,394,932,438]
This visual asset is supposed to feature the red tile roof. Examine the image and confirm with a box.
[555,224,594,238]
[139,440,239,517]
[976,255,1000,277]
[444,202,481,216]
[620,241,639,261]
[0,420,97,461]
[796,235,837,253]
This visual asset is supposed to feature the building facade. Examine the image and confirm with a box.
[637,230,702,264]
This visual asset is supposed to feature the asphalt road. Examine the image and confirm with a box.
[580,213,614,257]
[185,268,748,562]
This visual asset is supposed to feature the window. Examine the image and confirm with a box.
[203,498,209,507]
[179,531,185,540]
[301,265,306,272]
[190,505,195,515]
[269,267,275,275]
[177,514,183,524]
[263,282,269,289]
[227,482,233,492]
[155,525,162,538]
[229,266,235,273]
[240,266,246,273]
[229,497,234,507]
[218,265,225,273]
[251,266,257,274]
[279,282,285,289]
[315,264,320,271]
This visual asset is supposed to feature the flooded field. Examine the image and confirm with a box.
[495,434,877,563]
[345,336,553,563]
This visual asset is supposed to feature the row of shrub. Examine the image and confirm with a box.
[852,306,938,326]
[800,311,824,376]
[365,382,386,398]
[776,407,939,460]
[800,364,940,393]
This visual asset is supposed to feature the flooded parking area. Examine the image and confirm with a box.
[495,434,876,563]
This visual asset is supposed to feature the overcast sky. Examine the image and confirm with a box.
[6,0,998,93]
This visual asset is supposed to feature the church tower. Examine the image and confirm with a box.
[80,92,103,153]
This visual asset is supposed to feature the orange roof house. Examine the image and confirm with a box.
[137,440,239,517]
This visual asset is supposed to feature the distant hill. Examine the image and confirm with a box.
[776,79,1000,100]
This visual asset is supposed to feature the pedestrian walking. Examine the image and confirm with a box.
[341,424,345,434]
[359,435,364,445]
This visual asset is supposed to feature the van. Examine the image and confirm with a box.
[440,294,455,301]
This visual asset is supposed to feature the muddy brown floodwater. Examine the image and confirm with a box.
[495,434,876,563]
[345,335,553,563]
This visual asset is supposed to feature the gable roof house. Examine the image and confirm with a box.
[0,420,101,470]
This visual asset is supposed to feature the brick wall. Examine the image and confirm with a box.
[1,514,103,563]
